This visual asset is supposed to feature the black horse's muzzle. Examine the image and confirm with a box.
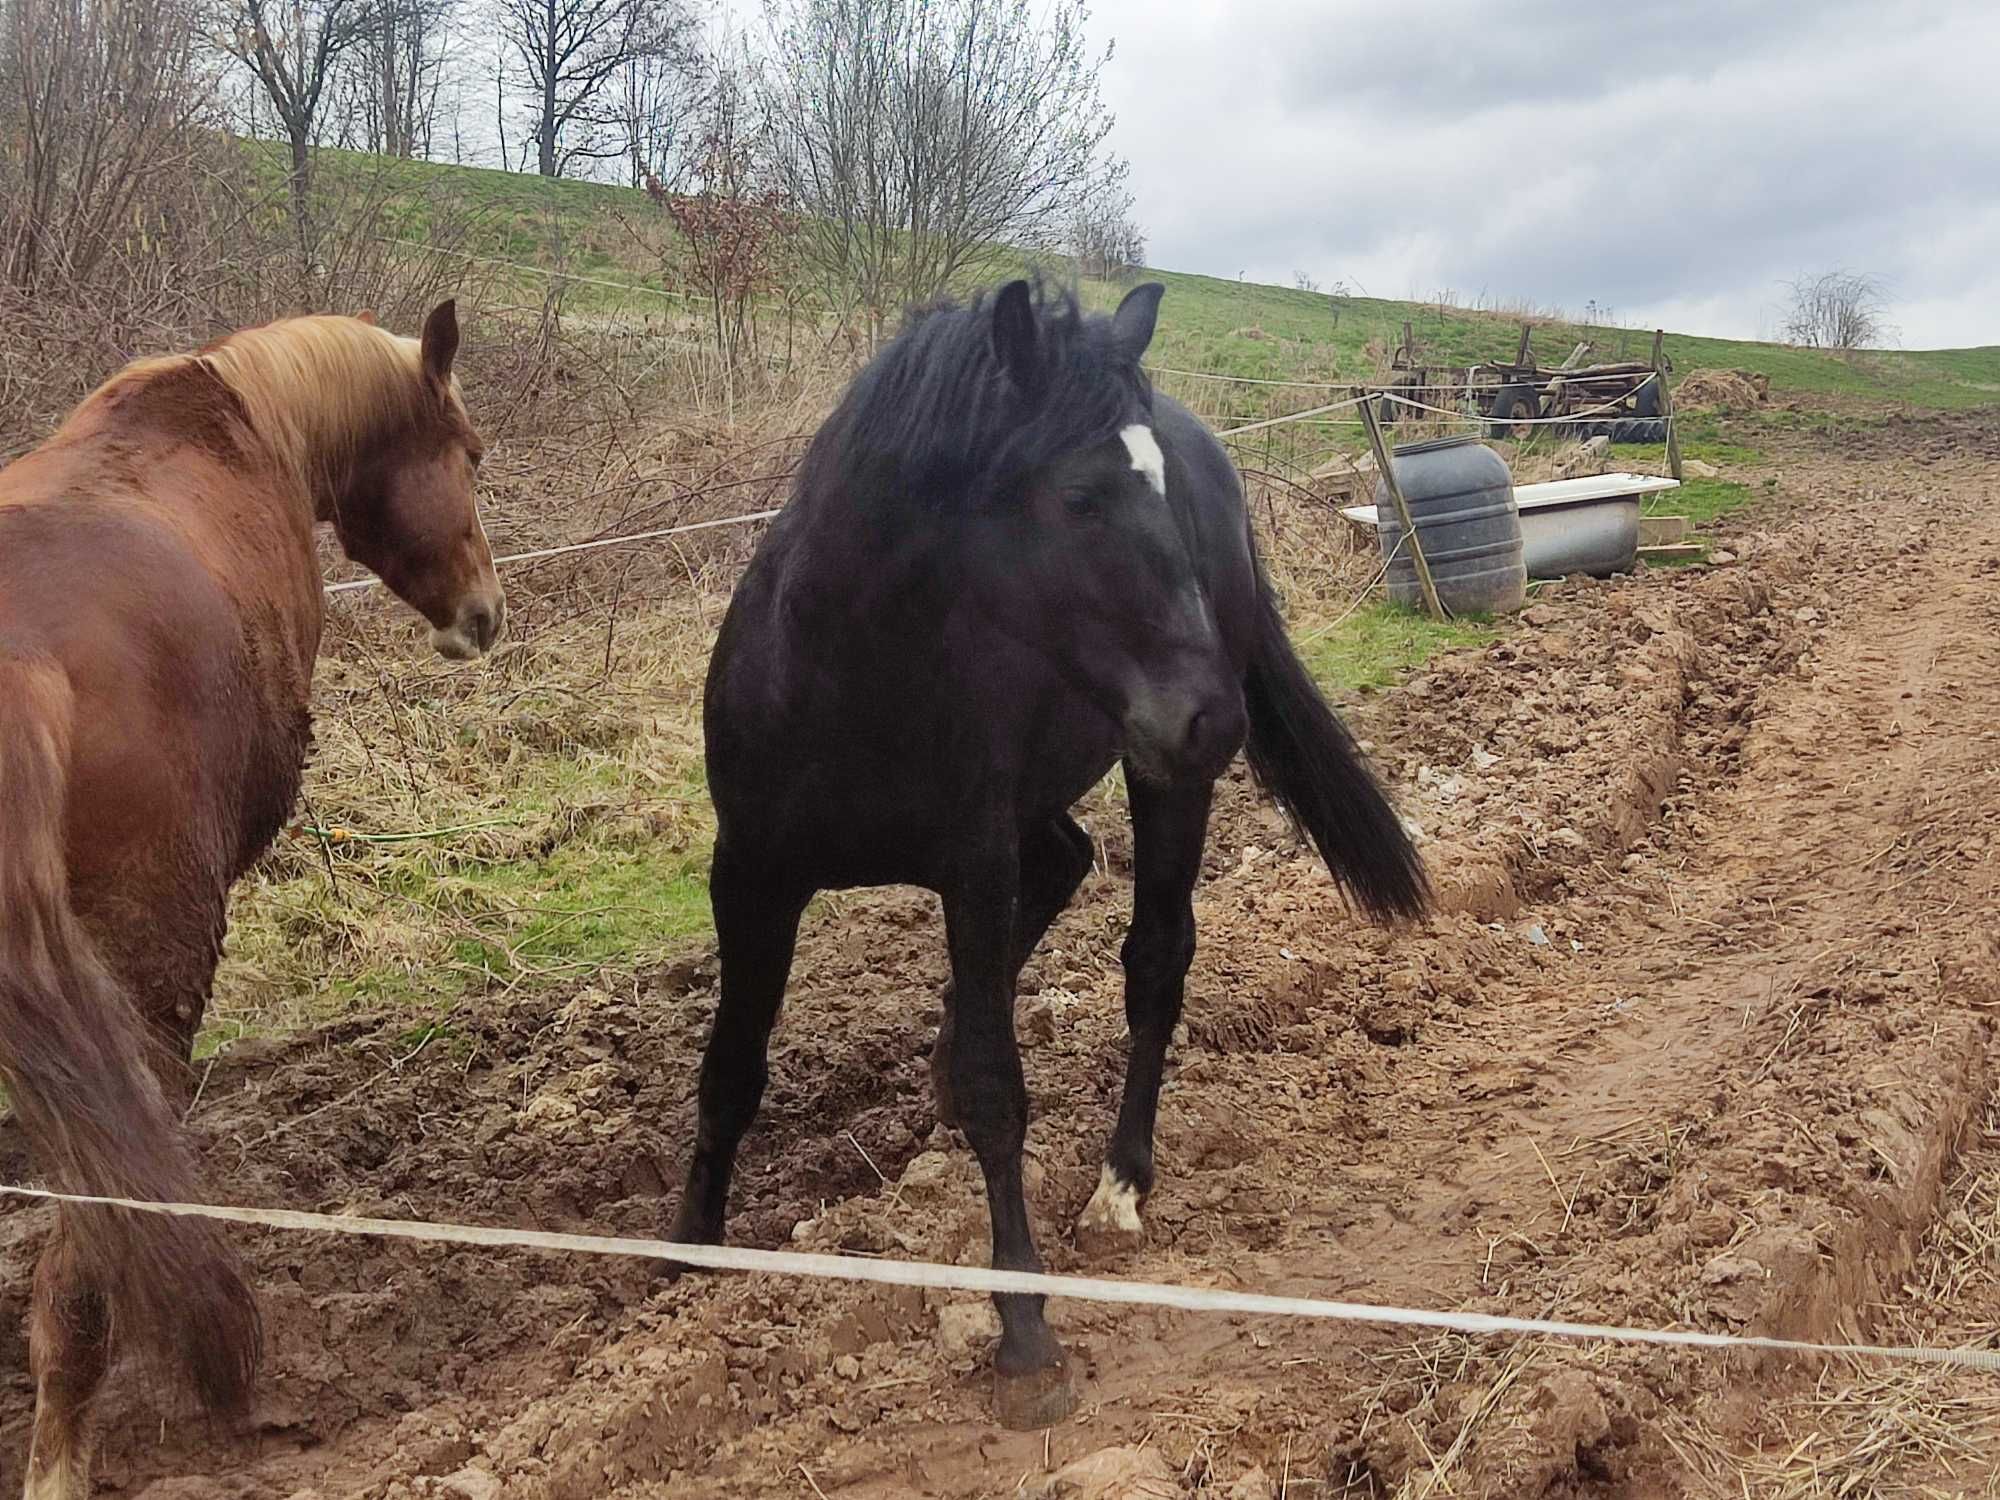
[1123,680,1247,785]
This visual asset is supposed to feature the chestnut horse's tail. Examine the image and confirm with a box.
[1241,559,1431,923]
[0,656,259,1413]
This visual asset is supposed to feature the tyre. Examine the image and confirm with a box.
[1632,376,1662,418]
[1485,382,1540,438]
[1608,419,1638,443]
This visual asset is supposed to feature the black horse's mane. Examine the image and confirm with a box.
[800,279,1151,513]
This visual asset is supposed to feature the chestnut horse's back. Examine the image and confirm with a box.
[0,650,260,1415]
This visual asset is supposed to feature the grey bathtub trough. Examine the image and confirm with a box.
[1344,472,1679,581]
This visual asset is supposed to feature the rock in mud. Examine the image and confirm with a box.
[1032,1444,1179,1499]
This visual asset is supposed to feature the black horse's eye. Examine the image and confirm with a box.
[1063,487,1105,516]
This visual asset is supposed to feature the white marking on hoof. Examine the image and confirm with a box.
[1120,424,1166,496]
[1075,1165,1146,1253]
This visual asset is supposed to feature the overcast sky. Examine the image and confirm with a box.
[1079,0,2000,349]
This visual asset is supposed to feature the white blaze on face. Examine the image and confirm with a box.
[1120,423,1167,497]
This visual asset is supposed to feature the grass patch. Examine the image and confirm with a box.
[1297,602,1498,695]
[1668,477,1757,532]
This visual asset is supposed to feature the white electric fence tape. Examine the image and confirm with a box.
[3,1184,1994,1373]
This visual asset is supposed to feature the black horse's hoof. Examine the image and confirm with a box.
[993,1358,1078,1430]
[663,1211,721,1282]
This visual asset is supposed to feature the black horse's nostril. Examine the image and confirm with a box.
[1183,708,1209,755]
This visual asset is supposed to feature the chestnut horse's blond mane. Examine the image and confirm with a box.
[86,315,462,498]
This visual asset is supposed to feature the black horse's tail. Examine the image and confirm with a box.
[1241,559,1430,922]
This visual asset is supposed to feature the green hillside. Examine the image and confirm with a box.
[290,143,2000,412]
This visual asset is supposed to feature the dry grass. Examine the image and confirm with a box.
[212,335,824,1045]
[1662,1106,2000,1497]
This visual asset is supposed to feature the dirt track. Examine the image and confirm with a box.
[4,409,1999,1497]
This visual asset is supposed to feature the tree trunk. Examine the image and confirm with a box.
[538,71,558,175]
[288,123,313,267]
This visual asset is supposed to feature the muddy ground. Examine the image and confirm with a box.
[4,407,2000,1497]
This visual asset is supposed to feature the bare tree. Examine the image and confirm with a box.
[219,0,378,247]
[348,0,459,157]
[1066,171,1144,283]
[494,0,697,177]
[616,43,704,189]
[1782,269,1893,351]
[1,0,214,287]
[760,0,1119,333]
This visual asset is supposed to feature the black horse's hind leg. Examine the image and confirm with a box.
[1077,775,1211,1257]
[941,843,1077,1429]
[932,814,1093,1128]
[669,851,809,1254]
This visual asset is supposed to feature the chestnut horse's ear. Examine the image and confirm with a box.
[355,310,377,326]
[990,280,1040,397]
[420,299,460,385]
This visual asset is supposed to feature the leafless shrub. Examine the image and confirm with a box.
[1782,268,1893,351]
[0,0,216,290]
[655,69,799,404]
[759,0,1120,335]
[1067,172,1146,283]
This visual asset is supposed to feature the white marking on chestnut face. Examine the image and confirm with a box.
[1120,423,1166,497]
[1077,1164,1145,1237]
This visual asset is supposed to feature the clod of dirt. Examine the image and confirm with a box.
[1032,1444,1179,1499]
[437,1467,503,1500]
[1020,993,1061,1048]
[1225,1467,1276,1500]
[934,1299,999,1363]
[1464,1370,1622,1493]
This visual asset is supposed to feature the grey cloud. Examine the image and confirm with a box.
[1093,1,2000,346]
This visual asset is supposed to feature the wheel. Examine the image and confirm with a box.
[1485,383,1540,438]
[1632,376,1662,418]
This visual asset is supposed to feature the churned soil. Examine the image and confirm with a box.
[4,408,1999,1497]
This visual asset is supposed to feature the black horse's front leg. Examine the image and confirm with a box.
[932,814,1094,1129]
[1077,774,1212,1257]
[940,839,1077,1429]
[670,847,809,1257]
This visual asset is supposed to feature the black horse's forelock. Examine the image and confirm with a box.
[802,279,1151,512]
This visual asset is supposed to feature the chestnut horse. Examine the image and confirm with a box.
[0,301,502,1498]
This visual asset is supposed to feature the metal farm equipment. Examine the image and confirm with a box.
[1376,322,1671,443]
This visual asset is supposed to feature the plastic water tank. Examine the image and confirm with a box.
[1372,436,1526,615]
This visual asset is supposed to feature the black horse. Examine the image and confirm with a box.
[672,279,1427,1427]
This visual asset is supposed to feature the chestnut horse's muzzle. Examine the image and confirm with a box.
[431,589,505,660]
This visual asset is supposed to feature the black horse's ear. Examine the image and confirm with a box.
[991,280,1040,394]
[1112,282,1164,360]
